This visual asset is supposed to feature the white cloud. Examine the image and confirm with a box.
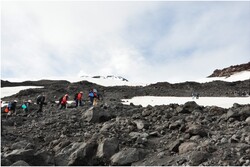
[1,1,250,83]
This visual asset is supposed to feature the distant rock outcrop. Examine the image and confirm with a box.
[208,62,250,78]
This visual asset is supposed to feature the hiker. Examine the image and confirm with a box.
[192,92,195,99]
[5,100,17,118]
[75,91,83,107]
[59,94,68,109]
[36,95,46,113]
[196,93,200,99]
[93,88,100,106]
[192,91,199,99]
[22,100,32,114]
[88,89,94,105]
[4,106,10,118]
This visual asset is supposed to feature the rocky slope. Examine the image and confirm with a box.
[1,100,250,166]
[1,75,250,166]
[208,62,250,78]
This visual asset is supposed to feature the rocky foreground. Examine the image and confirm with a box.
[1,99,250,166]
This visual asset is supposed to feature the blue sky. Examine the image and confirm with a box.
[1,1,250,83]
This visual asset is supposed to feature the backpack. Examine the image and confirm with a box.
[77,93,82,100]
[89,92,94,97]
[74,93,78,101]
[4,107,9,113]
[7,102,12,109]
[37,95,45,104]
[22,104,27,109]
[61,96,67,104]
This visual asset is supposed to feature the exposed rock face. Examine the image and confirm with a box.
[208,62,250,77]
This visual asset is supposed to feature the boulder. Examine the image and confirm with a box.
[67,140,98,166]
[169,121,182,130]
[84,107,111,123]
[239,106,250,118]
[11,160,30,166]
[100,122,115,132]
[54,142,83,166]
[133,120,149,130]
[178,101,200,113]
[179,142,198,154]
[96,137,119,159]
[245,117,250,125]
[186,124,207,137]
[31,150,54,166]
[190,135,201,141]
[142,109,152,117]
[110,148,147,165]
[168,139,183,152]
[227,109,239,119]
[53,140,71,153]
[208,106,226,115]
[3,149,35,164]
[189,151,209,165]
[149,131,160,137]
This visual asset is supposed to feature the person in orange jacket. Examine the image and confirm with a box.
[75,91,83,107]
[59,94,68,109]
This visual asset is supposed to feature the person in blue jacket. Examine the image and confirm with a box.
[88,89,94,105]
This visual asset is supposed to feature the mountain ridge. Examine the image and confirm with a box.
[208,62,250,78]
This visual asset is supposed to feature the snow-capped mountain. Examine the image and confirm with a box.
[77,75,146,87]
[1,75,143,87]
[80,75,128,81]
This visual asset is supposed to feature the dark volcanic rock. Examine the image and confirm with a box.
[110,148,147,165]
[179,142,198,154]
[177,101,201,113]
[3,149,35,164]
[96,137,119,160]
[84,107,112,123]
[1,75,250,166]
[185,124,208,137]
[188,151,209,165]
[208,62,250,77]
[10,160,30,166]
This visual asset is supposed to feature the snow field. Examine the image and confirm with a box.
[122,96,250,108]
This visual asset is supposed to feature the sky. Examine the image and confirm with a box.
[1,1,250,83]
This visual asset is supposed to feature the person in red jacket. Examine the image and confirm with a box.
[59,94,68,109]
[75,91,83,107]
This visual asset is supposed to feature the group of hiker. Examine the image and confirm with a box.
[2,88,101,118]
[57,88,100,109]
